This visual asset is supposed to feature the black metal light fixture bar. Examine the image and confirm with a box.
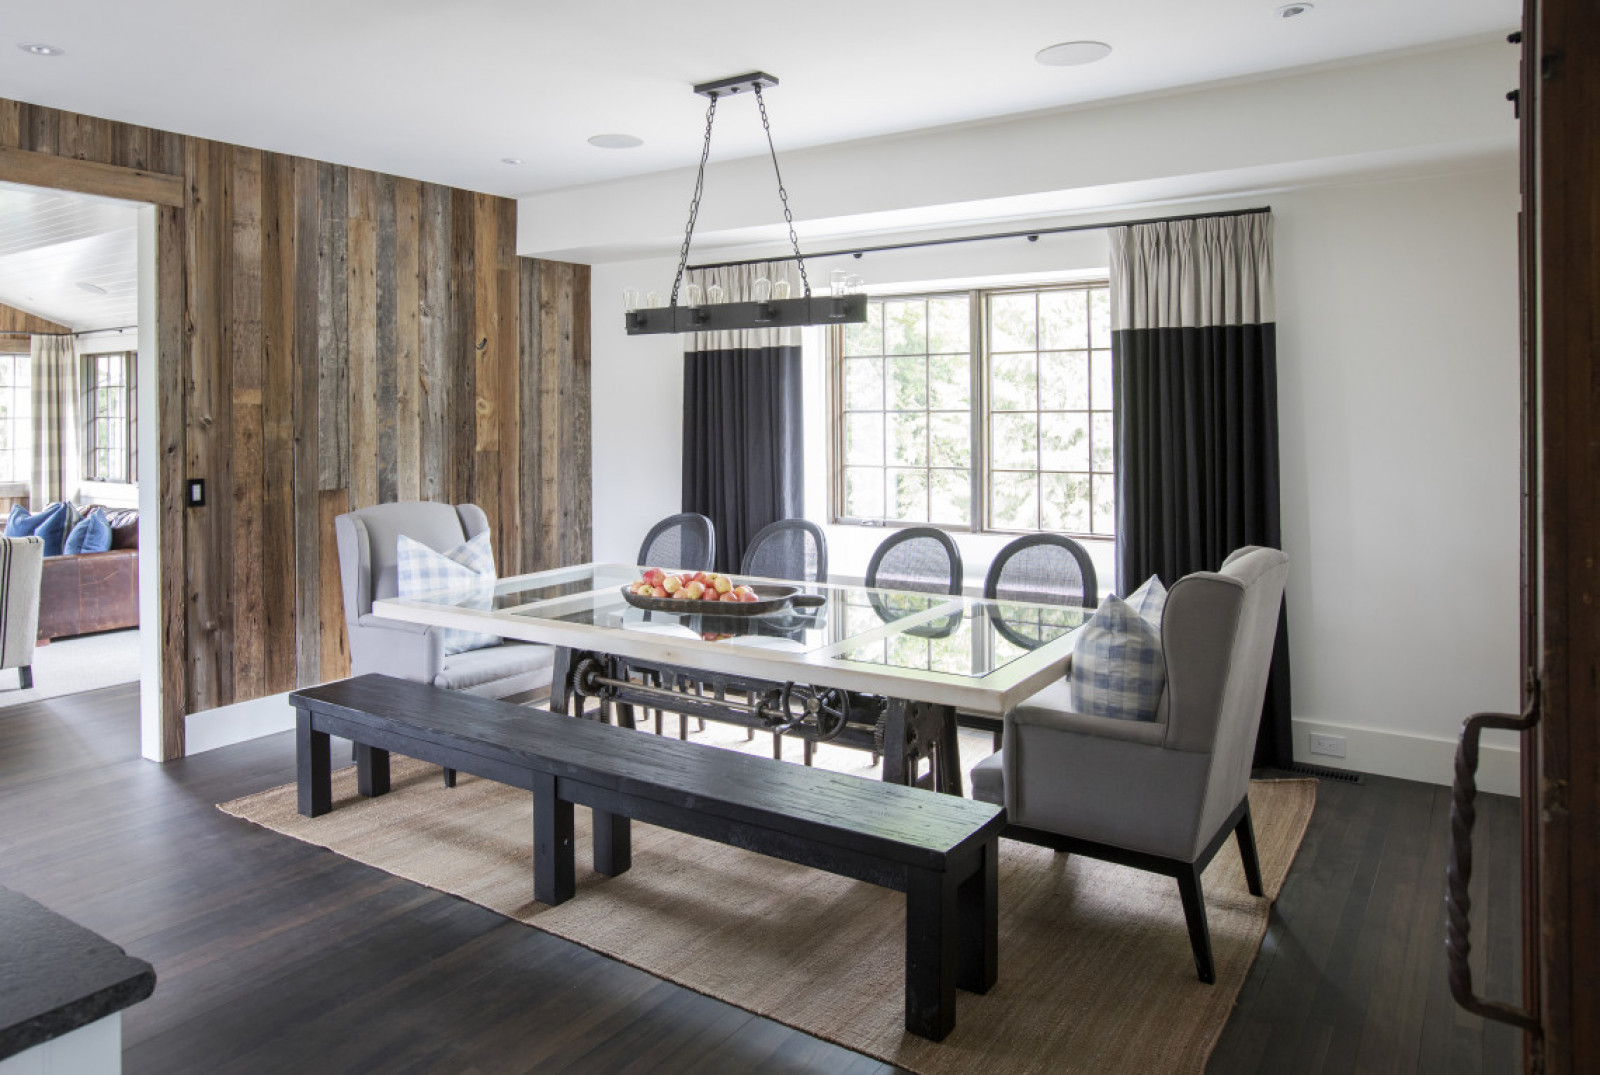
[626,294,868,335]
[625,71,868,337]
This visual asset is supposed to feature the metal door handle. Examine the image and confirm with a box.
[1446,701,1539,1031]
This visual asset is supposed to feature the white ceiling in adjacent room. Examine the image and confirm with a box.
[0,182,139,331]
[0,0,1518,198]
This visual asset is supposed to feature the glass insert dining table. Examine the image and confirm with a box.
[373,562,1091,796]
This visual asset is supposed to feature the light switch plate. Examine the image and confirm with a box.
[1308,733,1347,758]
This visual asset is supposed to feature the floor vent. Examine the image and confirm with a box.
[1284,762,1365,785]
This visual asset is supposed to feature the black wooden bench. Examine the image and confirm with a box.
[290,674,1004,1041]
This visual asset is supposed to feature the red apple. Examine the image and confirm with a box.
[720,591,740,602]
[732,585,756,600]
[662,575,682,595]
[713,575,733,594]
[642,567,666,587]
[682,580,706,600]
[700,584,720,600]
[651,585,669,598]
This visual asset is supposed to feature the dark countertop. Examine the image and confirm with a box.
[0,886,156,1061]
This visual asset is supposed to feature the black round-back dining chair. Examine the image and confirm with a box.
[983,532,1099,609]
[741,519,828,583]
[636,512,716,573]
[864,527,964,595]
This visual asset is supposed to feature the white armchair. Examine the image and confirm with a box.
[971,546,1289,983]
[0,536,43,689]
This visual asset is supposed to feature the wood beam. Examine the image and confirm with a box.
[0,302,70,335]
[0,145,183,207]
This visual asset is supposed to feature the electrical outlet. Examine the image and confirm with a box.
[1308,733,1347,758]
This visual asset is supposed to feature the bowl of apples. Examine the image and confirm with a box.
[621,568,824,618]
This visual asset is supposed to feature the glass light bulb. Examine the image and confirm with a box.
[707,284,726,304]
[751,277,771,303]
[646,291,663,308]
[684,283,703,307]
[772,279,792,300]
[622,287,640,311]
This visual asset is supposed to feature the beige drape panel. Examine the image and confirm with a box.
[29,334,79,509]
[683,260,805,352]
[1108,213,1274,332]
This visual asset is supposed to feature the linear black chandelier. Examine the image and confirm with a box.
[624,72,868,336]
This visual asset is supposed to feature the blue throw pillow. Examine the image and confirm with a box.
[6,503,72,557]
[64,509,113,555]
[395,530,500,655]
[1069,594,1167,722]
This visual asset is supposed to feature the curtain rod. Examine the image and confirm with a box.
[9,325,139,339]
[686,206,1272,273]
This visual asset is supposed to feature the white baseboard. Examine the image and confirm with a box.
[185,692,296,755]
[1291,717,1521,797]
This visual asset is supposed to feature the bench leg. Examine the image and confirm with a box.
[904,866,959,1041]
[356,745,391,798]
[592,809,632,877]
[532,773,575,906]
[934,705,962,797]
[295,708,332,818]
[443,768,457,788]
[957,839,998,994]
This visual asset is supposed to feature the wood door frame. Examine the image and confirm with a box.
[0,150,187,761]
[1528,0,1599,1069]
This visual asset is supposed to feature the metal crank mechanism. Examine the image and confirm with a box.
[570,655,852,742]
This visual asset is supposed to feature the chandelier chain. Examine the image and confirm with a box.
[753,84,811,298]
[670,95,719,307]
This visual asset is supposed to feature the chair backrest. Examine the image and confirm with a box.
[0,536,43,669]
[1159,546,1289,841]
[865,527,963,595]
[334,501,489,623]
[637,512,716,573]
[740,519,828,583]
[983,533,1098,608]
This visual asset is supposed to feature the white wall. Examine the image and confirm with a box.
[587,164,1522,792]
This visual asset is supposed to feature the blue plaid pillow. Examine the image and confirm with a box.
[395,531,500,656]
[1069,594,1166,722]
[1125,574,1166,630]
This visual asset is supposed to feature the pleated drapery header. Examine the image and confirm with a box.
[682,260,805,353]
[1108,212,1275,332]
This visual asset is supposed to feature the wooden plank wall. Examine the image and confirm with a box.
[0,96,592,755]
[0,302,72,335]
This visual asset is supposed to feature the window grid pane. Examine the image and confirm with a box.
[80,351,136,483]
[832,285,1109,537]
[835,297,972,527]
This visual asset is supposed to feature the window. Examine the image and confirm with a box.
[0,352,31,485]
[82,351,136,483]
[831,282,1114,537]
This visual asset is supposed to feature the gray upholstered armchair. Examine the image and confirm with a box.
[334,501,554,701]
[971,546,1289,984]
[0,536,43,689]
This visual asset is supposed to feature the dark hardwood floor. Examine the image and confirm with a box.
[0,685,1523,1073]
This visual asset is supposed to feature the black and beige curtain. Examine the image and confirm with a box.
[1108,211,1292,767]
[29,334,79,509]
[681,260,805,574]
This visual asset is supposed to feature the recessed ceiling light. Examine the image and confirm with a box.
[587,134,644,150]
[76,281,107,295]
[17,42,65,56]
[500,157,525,165]
[1276,3,1313,17]
[1035,41,1112,67]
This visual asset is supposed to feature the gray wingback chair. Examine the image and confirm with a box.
[971,546,1289,984]
[334,502,554,700]
[0,536,43,689]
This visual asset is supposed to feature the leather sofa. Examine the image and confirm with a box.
[37,507,139,642]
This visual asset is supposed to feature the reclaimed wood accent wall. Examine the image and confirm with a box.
[0,97,593,757]
[0,302,71,335]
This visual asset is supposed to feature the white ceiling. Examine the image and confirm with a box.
[0,0,1516,200]
[0,182,139,331]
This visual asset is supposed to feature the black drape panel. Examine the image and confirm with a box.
[1114,323,1294,768]
[682,345,804,574]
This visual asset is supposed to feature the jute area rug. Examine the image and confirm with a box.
[221,727,1314,1075]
